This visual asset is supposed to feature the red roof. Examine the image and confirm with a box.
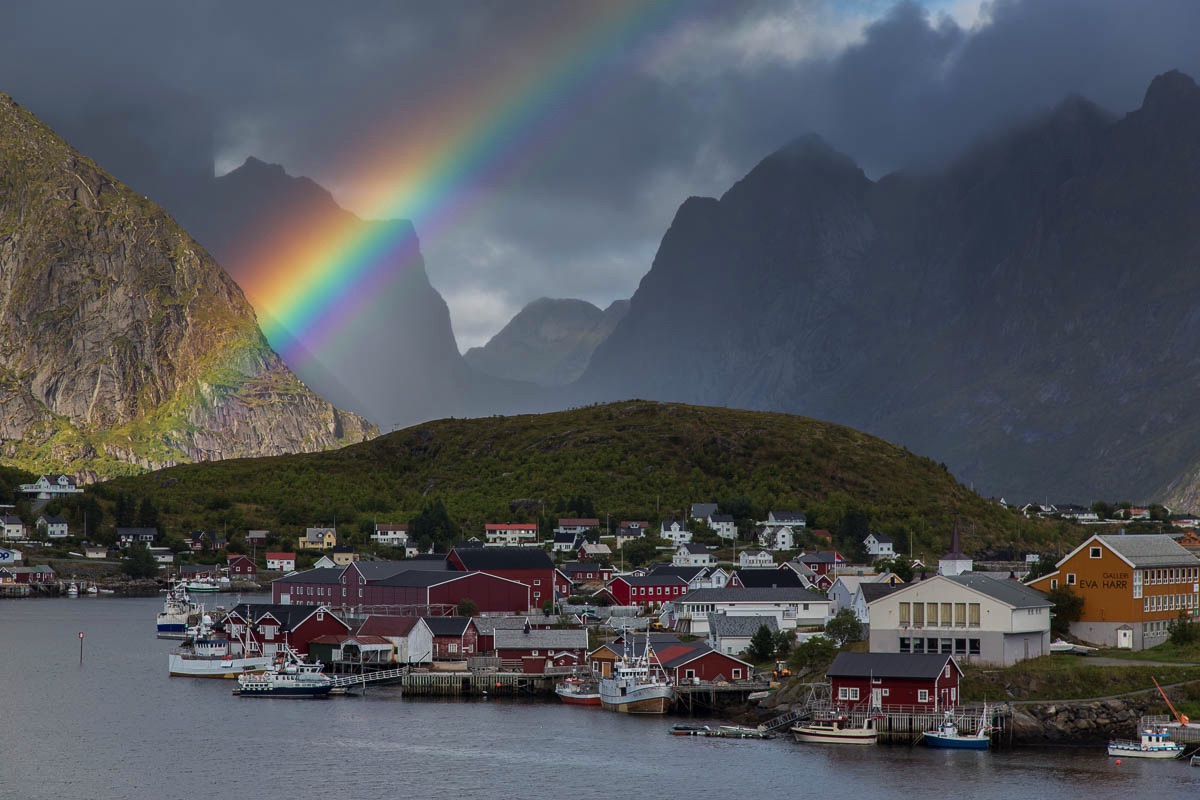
[357,615,422,637]
[266,551,296,560]
[485,523,537,531]
[557,518,600,526]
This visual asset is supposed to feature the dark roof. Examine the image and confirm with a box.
[450,547,553,570]
[375,570,470,588]
[827,651,960,681]
[229,603,350,631]
[422,616,472,636]
[561,562,604,575]
[709,514,734,523]
[647,565,706,581]
[678,587,826,604]
[869,533,893,543]
[272,567,345,585]
[707,614,778,637]
[947,573,1052,609]
[798,552,839,564]
[38,513,68,524]
[733,569,805,589]
[858,582,905,601]
[615,574,689,587]
[658,642,751,670]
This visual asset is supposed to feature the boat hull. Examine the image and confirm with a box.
[556,689,602,706]
[168,653,273,679]
[792,727,876,745]
[1107,743,1183,758]
[599,684,674,714]
[923,734,989,750]
[236,685,332,698]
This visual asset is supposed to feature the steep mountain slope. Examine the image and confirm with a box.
[578,71,1200,504]
[170,157,545,428]
[464,297,628,386]
[0,94,376,477]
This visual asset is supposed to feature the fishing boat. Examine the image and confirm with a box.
[234,646,332,698]
[1107,726,1184,759]
[791,713,877,745]
[156,582,196,638]
[555,676,602,706]
[66,582,79,598]
[181,577,221,593]
[922,707,993,750]
[599,635,675,714]
[167,611,272,678]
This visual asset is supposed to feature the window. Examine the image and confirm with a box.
[1089,546,1102,559]
[940,603,952,627]
[954,603,966,627]
[1050,579,1058,590]
[918,689,929,702]
[1066,573,1076,585]
[732,669,742,679]
[448,643,458,653]
[533,580,541,586]
[911,638,924,654]
[926,603,938,626]
[899,603,910,626]
[849,687,860,700]
[944,665,951,678]
[969,603,980,627]
[531,650,539,656]
[913,603,924,627]
[899,637,911,653]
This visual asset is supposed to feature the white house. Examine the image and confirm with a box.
[708,614,778,656]
[484,523,538,547]
[738,550,775,569]
[708,513,737,540]
[766,511,806,527]
[864,532,894,559]
[867,573,1052,666]
[672,543,716,568]
[149,547,175,565]
[2,515,27,542]
[266,552,297,572]
[555,518,600,537]
[372,524,410,548]
[18,474,84,499]
[673,587,831,636]
[36,514,70,539]
[660,519,692,545]
[757,525,798,551]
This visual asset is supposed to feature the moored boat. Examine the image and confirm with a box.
[167,611,272,678]
[791,713,877,745]
[599,636,674,714]
[922,707,993,750]
[1107,726,1184,759]
[156,582,196,638]
[555,677,602,706]
[181,577,221,593]
[671,724,774,739]
[235,646,332,698]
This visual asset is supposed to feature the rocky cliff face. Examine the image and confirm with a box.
[577,71,1200,504]
[0,94,376,477]
[464,297,629,386]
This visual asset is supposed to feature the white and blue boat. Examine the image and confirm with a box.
[922,707,993,750]
[235,646,332,698]
[156,582,196,637]
[1107,726,1184,759]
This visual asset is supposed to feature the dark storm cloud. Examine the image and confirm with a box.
[3,1,1199,348]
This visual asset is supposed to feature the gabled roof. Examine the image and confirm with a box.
[1089,534,1200,568]
[494,628,589,649]
[357,615,423,637]
[709,514,734,523]
[733,569,806,589]
[948,574,1051,609]
[470,616,534,635]
[561,562,604,575]
[375,570,475,588]
[658,642,752,670]
[679,543,709,555]
[229,603,350,632]
[38,513,68,524]
[352,561,435,581]
[450,547,553,570]
[690,503,718,518]
[707,614,778,637]
[646,565,707,581]
[867,533,893,543]
[612,574,689,587]
[828,651,961,680]
[272,567,344,584]
[858,582,905,602]
[421,616,472,636]
[678,587,826,604]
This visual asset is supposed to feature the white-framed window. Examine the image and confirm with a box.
[838,687,851,700]
[1066,573,1076,585]
[448,643,458,653]
[1089,546,1102,559]
[531,650,539,656]
[918,689,929,702]
[849,687,860,700]
[1050,579,1058,590]
[732,668,742,679]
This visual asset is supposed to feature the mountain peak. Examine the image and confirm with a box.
[1141,69,1200,112]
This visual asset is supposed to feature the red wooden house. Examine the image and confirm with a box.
[655,643,753,684]
[826,652,963,712]
[226,554,257,578]
[447,547,555,610]
[422,616,479,660]
[224,603,352,657]
[494,626,589,673]
[604,574,689,608]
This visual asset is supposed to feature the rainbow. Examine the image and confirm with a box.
[240,0,690,368]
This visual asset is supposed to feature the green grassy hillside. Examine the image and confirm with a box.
[77,400,1070,559]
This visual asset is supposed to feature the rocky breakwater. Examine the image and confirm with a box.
[1009,695,1166,745]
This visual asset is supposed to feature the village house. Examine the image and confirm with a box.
[551,531,580,553]
[18,474,84,500]
[578,541,612,561]
[604,573,690,609]
[707,614,778,656]
[246,530,270,548]
[655,641,754,684]
[827,652,963,712]
[226,554,257,578]
[224,603,352,657]
[2,515,26,542]
[372,523,410,548]
[447,547,556,609]
[266,552,297,572]
[690,503,718,521]
[485,522,538,547]
[187,530,226,552]
[613,521,649,548]
[1026,533,1200,650]
[423,616,479,660]
[298,527,337,550]
[869,573,1052,665]
[555,518,600,537]
[671,543,715,567]
[471,616,553,653]
[738,550,775,569]
[708,514,737,541]
[331,546,359,566]
[673,587,831,636]
[792,551,844,590]
[495,626,589,672]
[116,527,157,548]
[646,564,729,591]
[757,525,798,552]
[180,563,222,581]
[728,567,810,590]
[560,562,612,589]
[149,547,175,566]
[308,633,396,667]
[355,615,435,664]
[84,545,107,559]
[660,519,692,545]
[11,565,55,584]
[36,514,69,539]
[863,532,894,560]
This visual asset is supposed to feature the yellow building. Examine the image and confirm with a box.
[1027,533,1199,650]
[298,527,337,550]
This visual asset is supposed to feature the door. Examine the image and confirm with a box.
[871,688,882,709]
[1117,627,1133,649]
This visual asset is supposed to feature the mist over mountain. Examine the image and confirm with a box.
[0,95,375,478]
[576,70,1200,505]
[464,297,628,387]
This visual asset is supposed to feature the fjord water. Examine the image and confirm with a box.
[2,598,1199,800]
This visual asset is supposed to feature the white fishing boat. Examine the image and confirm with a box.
[235,646,332,698]
[792,713,877,745]
[181,577,221,593]
[156,582,196,638]
[167,611,271,678]
[922,708,993,750]
[66,582,79,598]
[599,634,674,714]
[1107,726,1184,759]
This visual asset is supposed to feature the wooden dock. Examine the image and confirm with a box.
[760,698,1011,746]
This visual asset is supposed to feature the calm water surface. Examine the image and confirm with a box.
[2,597,1199,800]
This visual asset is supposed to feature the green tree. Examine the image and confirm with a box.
[122,543,159,579]
[787,634,837,675]
[457,598,479,617]
[772,629,794,658]
[1046,585,1084,637]
[135,497,159,529]
[1169,611,1198,645]
[618,536,661,566]
[876,556,913,583]
[824,608,864,646]
[747,624,775,662]
[410,500,456,552]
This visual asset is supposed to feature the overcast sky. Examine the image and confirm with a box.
[4,0,1200,350]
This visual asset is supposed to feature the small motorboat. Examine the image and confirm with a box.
[1107,726,1184,759]
[922,707,993,750]
[792,713,877,745]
